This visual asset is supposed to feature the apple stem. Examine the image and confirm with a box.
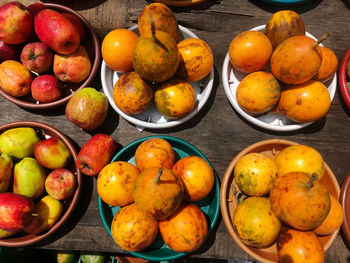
[31,213,39,217]
[155,168,163,185]
[306,173,318,188]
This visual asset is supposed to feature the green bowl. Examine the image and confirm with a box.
[98,135,220,261]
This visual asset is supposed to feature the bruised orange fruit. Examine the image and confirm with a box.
[101,29,139,73]
[229,31,272,74]
[265,10,305,49]
[159,202,208,252]
[97,161,140,206]
[233,197,282,247]
[313,46,338,82]
[176,38,213,81]
[111,203,158,251]
[134,138,175,171]
[113,71,154,115]
[234,152,277,197]
[274,144,325,179]
[155,77,196,119]
[278,80,331,123]
[236,71,280,114]
[172,156,214,202]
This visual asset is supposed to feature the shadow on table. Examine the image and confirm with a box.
[41,0,107,11]
[248,0,322,14]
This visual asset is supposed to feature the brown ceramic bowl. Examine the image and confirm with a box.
[0,121,81,247]
[220,139,340,263]
[0,3,101,109]
[340,171,350,245]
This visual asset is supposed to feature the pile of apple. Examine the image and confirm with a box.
[0,2,92,103]
[96,137,215,253]
[228,10,338,123]
[0,126,77,238]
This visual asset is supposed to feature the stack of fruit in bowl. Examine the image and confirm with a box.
[223,10,338,131]
[0,2,100,109]
[220,139,342,263]
[101,3,214,128]
[0,121,81,246]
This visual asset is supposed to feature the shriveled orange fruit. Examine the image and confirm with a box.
[134,138,175,171]
[176,38,213,82]
[101,29,139,73]
[313,46,338,82]
[229,30,272,74]
[97,161,140,206]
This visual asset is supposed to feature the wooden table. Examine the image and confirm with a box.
[1,0,350,261]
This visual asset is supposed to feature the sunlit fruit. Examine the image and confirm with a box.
[313,46,338,82]
[229,30,272,74]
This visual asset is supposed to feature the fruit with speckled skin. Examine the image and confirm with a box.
[278,80,331,123]
[176,38,213,81]
[270,35,322,84]
[274,144,325,179]
[233,197,282,247]
[229,31,272,74]
[234,152,277,197]
[236,71,280,114]
[159,202,208,252]
[133,167,184,220]
[138,3,179,42]
[270,172,330,230]
[265,10,305,49]
[20,42,53,74]
[97,161,140,207]
[277,227,324,263]
[313,46,338,82]
[155,77,196,119]
[172,156,214,202]
[113,71,154,115]
[0,152,13,193]
[111,203,158,251]
[134,138,175,171]
[314,195,343,236]
[45,169,76,200]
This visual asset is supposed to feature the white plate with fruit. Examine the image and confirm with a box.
[101,24,214,130]
[222,24,337,132]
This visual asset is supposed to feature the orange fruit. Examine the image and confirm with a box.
[101,29,139,73]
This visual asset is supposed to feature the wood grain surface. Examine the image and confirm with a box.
[1,0,350,261]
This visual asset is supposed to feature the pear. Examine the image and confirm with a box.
[0,228,17,238]
[0,127,40,160]
[56,251,77,263]
[0,152,13,192]
[13,157,46,199]
[24,195,63,234]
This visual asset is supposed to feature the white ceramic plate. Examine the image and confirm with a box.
[101,25,214,130]
[222,25,337,132]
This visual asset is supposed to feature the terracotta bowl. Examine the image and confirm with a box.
[340,172,350,245]
[220,139,340,263]
[0,3,101,109]
[0,121,81,247]
[339,48,350,109]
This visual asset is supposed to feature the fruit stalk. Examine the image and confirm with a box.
[306,173,318,188]
[155,167,163,185]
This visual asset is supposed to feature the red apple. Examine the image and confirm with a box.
[0,2,33,44]
[0,192,34,231]
[20,42,53,74]
[34,137,72,169]
[76,134,116,176]
[45,168,76,200]
[31,75,63,103]
[34,9,80,54]
[28,3,46,17]
[62,13,86,42]
[0,40,20,62]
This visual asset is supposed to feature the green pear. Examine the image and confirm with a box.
[0,152,13,192]
[13,157,46,199]
[0,228,17,238]
[55,251,77,263]
[0,127,40,160]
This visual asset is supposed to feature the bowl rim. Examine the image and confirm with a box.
[0,121,82,247]
[340,172,350,245]
[101,25,214,130]
[97,135,221,261]
[0,3,101,109]
[222,25,337,132]
[338,48,350,109]
[220,139,340,263]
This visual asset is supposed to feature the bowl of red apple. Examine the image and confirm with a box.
[0,2,100,109]
[0,121,81,247]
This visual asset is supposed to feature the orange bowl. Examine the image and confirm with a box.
[220,139,340,263]
[0,3,100,109]
[0,121,81,247]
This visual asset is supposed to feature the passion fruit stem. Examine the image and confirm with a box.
[155,167,163,185]
[306,173,318,188]
[315,32,331,47]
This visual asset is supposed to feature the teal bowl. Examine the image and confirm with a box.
[260,0,310,4]
[98,135,220,261]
